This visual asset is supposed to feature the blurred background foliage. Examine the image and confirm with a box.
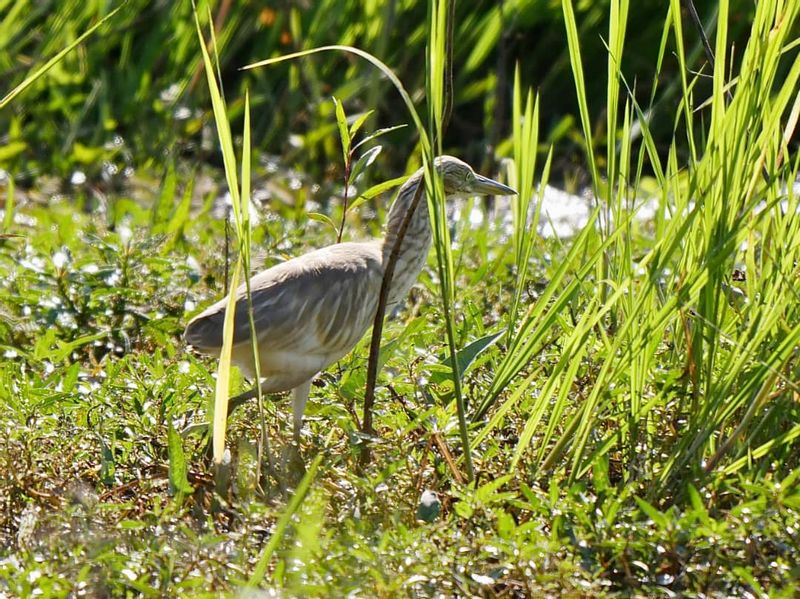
[0,0,771,191]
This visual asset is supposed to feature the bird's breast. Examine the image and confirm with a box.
[386,236,432,305]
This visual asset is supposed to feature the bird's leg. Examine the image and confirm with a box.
[228,376,294,415]
[195,383,273,462]
[227,384,259,416]
[291,379,312,444]
[182,380,274,444]
[277,380,312,487]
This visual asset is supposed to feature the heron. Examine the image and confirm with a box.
[184,156,516,444]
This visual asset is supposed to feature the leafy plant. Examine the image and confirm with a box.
[311,96,406,241]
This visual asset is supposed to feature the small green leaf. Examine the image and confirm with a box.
[634,496,668,530]
[151,163,177,234]
[72,142,106,164]
[349,110,374,137]
[118,520,148,530]
[168,423,193,497]
[475,474,513,503]
[0,141,27,162]
[51,333,107,362]
[332,97,350,164]
[592,453,609,494]
[100,437,115,487]
[348,175,409,211]
[496,509,516,539]
[348,145,382,185]
[353,123,407,151]
[166,179,194,237]
[687,484,710,524]
[307,212,340,237]
[454,500,473,519]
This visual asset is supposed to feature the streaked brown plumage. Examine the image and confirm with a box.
[185,156,516,441]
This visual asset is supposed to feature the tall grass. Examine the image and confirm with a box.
[189,0,799,499]
[192,7,266,473]
[422,0,475,480]
[478,0,800,496]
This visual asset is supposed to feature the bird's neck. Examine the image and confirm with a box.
[383,171,431,258]
[381,171,433,299]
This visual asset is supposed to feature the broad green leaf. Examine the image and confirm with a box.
[212,257,241,464]
[167,423,193,497]
[194,6,247,466]
[430,331,503,384]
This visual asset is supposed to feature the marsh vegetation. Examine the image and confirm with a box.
[1,0,800,595]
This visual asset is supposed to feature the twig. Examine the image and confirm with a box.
[337,155,352,243]
[432,432,465,484]
[361,0,458,471]
[680,0,733,104]
[360,181,426,467]
[681,1,716,77]
[413,436,435,494]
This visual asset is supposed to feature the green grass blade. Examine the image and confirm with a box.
[561,0,600,196]
[0,2,127,109]
[194,5,245,465]
[247,454,323,585]
[244,46,431,157]
[212,257,241,462]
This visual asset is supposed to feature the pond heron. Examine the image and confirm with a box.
[185,156,516,442]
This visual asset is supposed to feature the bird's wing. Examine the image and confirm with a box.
[185,242,384,356]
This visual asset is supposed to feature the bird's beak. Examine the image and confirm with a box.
[472,174,517,196]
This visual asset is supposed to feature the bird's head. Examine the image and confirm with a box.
[434,155,517,196]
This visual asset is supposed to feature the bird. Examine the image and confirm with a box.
[184,156,516,443]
